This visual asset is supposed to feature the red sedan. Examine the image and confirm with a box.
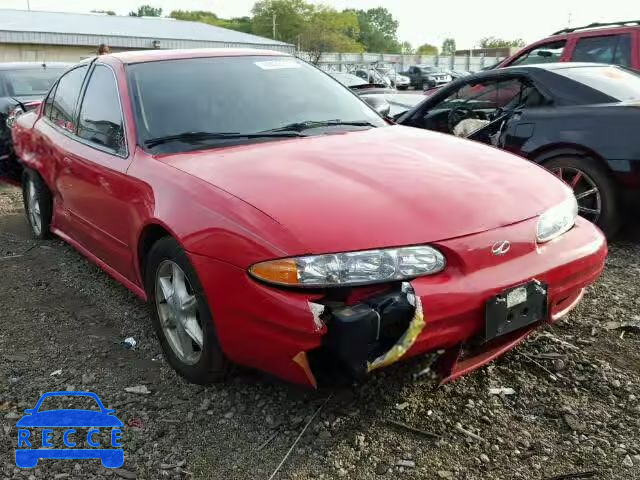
[10,49,606,388]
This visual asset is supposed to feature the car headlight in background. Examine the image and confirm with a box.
[249,246,446,287]
[6,106,24,128]
[536,196,578,243]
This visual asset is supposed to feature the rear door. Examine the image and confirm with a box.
[35,64,90,235]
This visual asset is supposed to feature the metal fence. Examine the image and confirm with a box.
[296,51,507,73]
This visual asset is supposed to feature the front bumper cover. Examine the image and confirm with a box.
[190,216,606,388]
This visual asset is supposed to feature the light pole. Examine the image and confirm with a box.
[26,0,31,10]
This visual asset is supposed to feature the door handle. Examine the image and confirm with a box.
[62,156,72,165]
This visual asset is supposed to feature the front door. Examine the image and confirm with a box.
[56,63,140,282]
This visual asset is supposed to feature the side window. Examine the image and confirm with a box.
[571,34,632,67]
[510,40,566,66]
[77,65,125,155]
[49,66,88,132]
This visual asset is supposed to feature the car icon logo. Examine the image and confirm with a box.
[491,240,511,256]
[15,391,124,469]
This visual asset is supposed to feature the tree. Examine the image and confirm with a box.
[169,10,253,34]
[251,0,313,43]
[400,41,414,55]
[91,9,115,15]
[416,43,438,55]
[478,37,526,49]
[129,5,162,17]
[301,7,363,64]
[441,38,456,56]
[347,7,400,53]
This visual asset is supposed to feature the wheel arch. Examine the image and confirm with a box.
[528,144,616,179]
[137,220,183,284]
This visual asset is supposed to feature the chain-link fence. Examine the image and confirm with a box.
[296,51,507,74]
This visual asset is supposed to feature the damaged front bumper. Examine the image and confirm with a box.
[190,216,606,388]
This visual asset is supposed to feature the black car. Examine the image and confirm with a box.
[402,65,452,89]
[0,62,71,183]
[396,63,640,237]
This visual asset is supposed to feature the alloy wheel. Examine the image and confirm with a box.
[550,166,601,224]
[26,179,42,236]
[155,260,204,365]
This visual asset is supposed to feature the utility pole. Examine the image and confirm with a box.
[272,13,277,39]
[26,0,31,11]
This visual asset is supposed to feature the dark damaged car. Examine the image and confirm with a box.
[396,63,640,237]
[0,62,70,184]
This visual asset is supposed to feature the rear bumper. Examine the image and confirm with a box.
[191,217,606,387]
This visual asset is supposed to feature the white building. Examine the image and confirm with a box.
[0,9,294,62]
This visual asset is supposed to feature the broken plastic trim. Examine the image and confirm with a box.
[367,293,425,372]
[307,282,427,384]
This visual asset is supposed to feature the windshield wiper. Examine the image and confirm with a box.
[260,119,378,134]
[144,130,305,148]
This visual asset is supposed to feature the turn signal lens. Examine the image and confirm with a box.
[249,246,445,288]
[249,259,299,286]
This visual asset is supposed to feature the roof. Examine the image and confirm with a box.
[503,62,612,72]
[0,9,294,52]
[109,48,289,64]
[552,20,640,36]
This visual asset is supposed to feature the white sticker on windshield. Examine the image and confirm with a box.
[255,60,301,70]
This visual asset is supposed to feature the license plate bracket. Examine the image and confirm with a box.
[485,280,548,342]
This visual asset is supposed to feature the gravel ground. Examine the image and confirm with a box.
[1,182,639,480]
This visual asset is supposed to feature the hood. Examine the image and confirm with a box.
[160,126,569,255]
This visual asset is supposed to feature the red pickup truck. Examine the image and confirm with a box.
[497,21,640,70]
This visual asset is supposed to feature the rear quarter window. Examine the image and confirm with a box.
[571,34,632,67]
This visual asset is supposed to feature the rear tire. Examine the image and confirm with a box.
[543,156,620,238]
[21,168,52,240]
[144,237,229,384]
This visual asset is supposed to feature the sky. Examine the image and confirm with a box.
[2,0,639,49]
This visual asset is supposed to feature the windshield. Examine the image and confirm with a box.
[3,68,66,97]
[554,66,640,101]
[128,56,386,151]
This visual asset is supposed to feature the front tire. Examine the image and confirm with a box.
[22,168,52,239]
[543,156,620,238]
[144,237,229,384]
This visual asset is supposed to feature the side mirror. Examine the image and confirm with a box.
[362,95,391,117]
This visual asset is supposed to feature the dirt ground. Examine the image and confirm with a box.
[1,182,639,480]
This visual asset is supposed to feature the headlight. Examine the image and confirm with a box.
[536,196,578,243]
[249,246,446,287]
